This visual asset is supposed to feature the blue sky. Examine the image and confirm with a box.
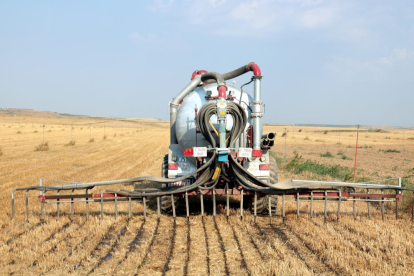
[1,0,413,126]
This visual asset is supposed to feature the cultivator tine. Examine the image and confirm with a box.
[41,190,46,220]
[396,190,399,220]
[85,189,89,219]
[226,184,229,220]
[115,193,118,220]
[324,190,327,223]
[156,195,160,219]
[338,191,341,222]
[296,192,300,218]
[353,188,357,220]
[100,192,104,220]
[11,190,15,220]
[200,191,204,217]
[70,189,74,219]
[282,192,285,224]
[412,193,414,222]
[268,195,272,224]
[143,195,147,219]
[185,191,189,221]
[310,191,313,221]
[367,189,371,220]
[56,190,60,219]
[381,189,385,221]
[128,197,132,219]
[25,190,29,221]
[172,194,176,220]
[254,192,257,223]
[213,188,216,218]
[240,189,243,220]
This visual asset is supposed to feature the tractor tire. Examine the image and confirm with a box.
[160,154,179,214]
[251,154,279,215]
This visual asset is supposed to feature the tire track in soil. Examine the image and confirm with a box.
[201,217,211,275]
[133,217,161,275]
[162,219,176,276]
[278,219,340,275]
[227,219,251,276]
[213,218,230,276]
[86,221,130,275]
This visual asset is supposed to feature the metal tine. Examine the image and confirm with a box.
[115,193,118,220]
[171,194,176,220]
[213,188,216,218]
[41,190,46,220]
[412,192,414,222]
[11,190,15,220]
[338,191,341,222]
[25,190,29,221]
[226,184,229,220]
[70,189,74,219]
[296,192,300,219]
[240,189,243,220]
[185,191,189,221]
[282,192,285,224]
[396,190,399,220]
[128,197,132,219]
[268,195,272,225]
[85,189,89,219]
[324,190,327,223]
[310,191,313,221]
[56,190,60,219]
[143,195,147,220]
[157,195,161,219]
[200,190,204,217]
[100,192,104,220]
[381,189,385,221]
[353,188,357,220]
[367,189,371,220]
[254,192,257,224]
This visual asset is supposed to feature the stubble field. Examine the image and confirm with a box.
[1,114,414,275]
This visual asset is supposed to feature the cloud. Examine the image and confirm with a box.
[146,0,175,12]
[129,32,158,44]
[301,5,340,28]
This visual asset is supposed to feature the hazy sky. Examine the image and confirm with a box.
[1,0,413,126]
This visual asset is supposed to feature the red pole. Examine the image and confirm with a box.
[353,124,360,181]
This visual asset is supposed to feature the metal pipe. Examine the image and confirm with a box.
[185,191,189,219]
[213,188,216,217]
[240,189,243,219]
[310,191,313,221]
[367,189,371,220]
[324,190,327,223]
[85,189,89,219]
[170,75,202,144]
[200,191,204,217]
[100,192,104,220]
[252,77,263,151]
[128,197,132,219]
[296,192,300,218]
[226,184,230,219]
[381,189,385,221]
[282,192,285,224]
[41,191,46,220]
[11,190,15,219]
[143,195,147,219]
[70,189,74,219]
[157,196,160,219]
[338,191,341,222]
[254,192,257,223]
[115,193,118,220]
[56,190,60,218]
[172,194,176,219]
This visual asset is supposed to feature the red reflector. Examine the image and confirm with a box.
[168,163,179,170]
[259,164,269,170]
[183,148,194,156]
[252,150,262,157]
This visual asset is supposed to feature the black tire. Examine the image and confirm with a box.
[160,154,179,213]
[250,154,279,215]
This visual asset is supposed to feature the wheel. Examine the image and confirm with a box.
[160,154,179,213]
[250,154,279,215]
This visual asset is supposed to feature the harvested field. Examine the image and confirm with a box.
[1,115,414,275]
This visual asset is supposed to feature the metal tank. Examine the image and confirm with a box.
[175,83,253,158]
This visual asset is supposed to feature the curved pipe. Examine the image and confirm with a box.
[248,62,261,76]
[203,62,262,84]
[200,72,225,86]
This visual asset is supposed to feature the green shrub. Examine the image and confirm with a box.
[320,151,334,158]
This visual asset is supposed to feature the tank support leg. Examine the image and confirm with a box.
[396,190,399,220]
[353,188,357,220]
[41,191,46,220]
[100,193,104,220]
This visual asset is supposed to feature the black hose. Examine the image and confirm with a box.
[203,63,252,84]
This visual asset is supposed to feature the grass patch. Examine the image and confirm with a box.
[320,151,334,158]
[64,140,76,146]
[35,142,49,151]
[33,130,38,133]
[0,148,3,156]
[281,132,287,137]
[284,154,352,181]
[380,149,401,153]
[16,131,21,134]
[103,135,107,140]
[89,138,95,143]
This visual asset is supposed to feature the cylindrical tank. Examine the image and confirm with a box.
[175,83,252,154]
